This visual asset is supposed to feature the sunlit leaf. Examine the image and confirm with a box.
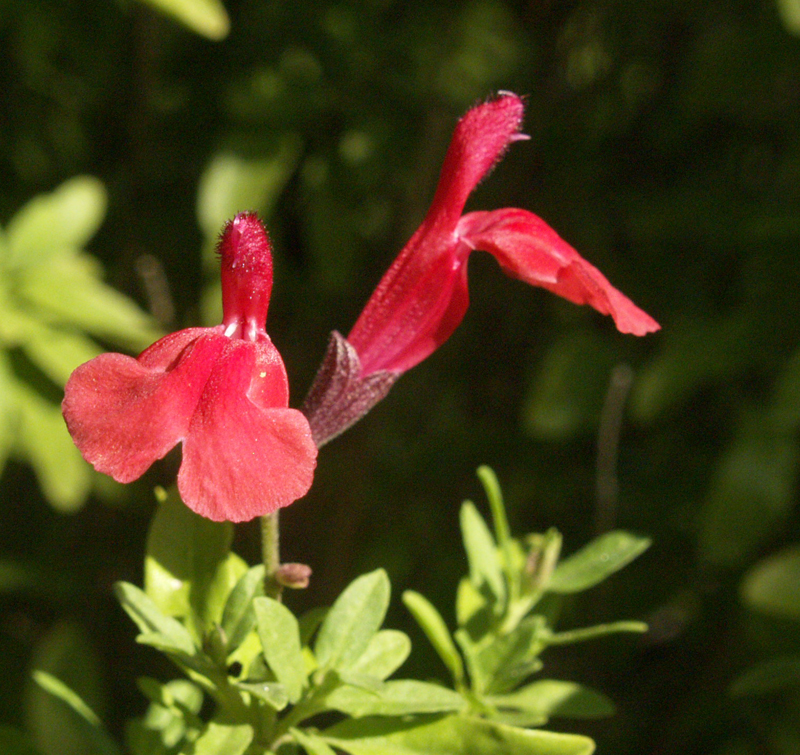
[549,532,651,593]
[191,721,253,755]
[322,713,596,755]
[488,680,615,722]
[461,501,505,606]
[314,569,390,672]
[135,0,230,40]
[6,177,107,268]
[345,630,411,681]
[254,597,306,703]
[221,565,266,655]
[324,680,464,717]
[402,590,463,684]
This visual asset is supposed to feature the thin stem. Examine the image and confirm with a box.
[261,511,283,600]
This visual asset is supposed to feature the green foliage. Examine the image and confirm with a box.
[0,177,161,511]
[28,469,647,754]
[133,0,230,40]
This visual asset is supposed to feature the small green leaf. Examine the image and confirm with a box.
[456,577,488,628]
[17,255,161,351]
[489,680,615,721]
[741,545,800,621]
[220,565,265,654]
[548,532,651,594]
[346,630,411,681]
[6,177,107,268]
[461,501,505,606]
[544,621,647,646]
[191,722,253,755]
[322,713,596,755]
[290,727,338,755]
[324,680,464,717]
[402,590,463,684]
[314,569,390,672]
[31,672,121,755]
[145,487,235,636]
[15,382,92,512]
[114,582,196,656]
[135,0,230,40]
[253,597,306,703]
[234,681,288,710]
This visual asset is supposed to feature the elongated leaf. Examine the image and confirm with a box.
[6,177,107,268]
[18,255,161,351]
[346,630,411,680]
[322,713,596,755]
[114,582,196,656]
[221,565,265,654]
[489,680,615,722]
[234,681,288,710]
[324,680,464,717]
[730,655,800,696]
[136,0,229,40]
[15,382,92,511]
[461,502,505,605]
[253,597,306,703]
[402,590,463,684]
[544,621,647,646]
[314,570,390,671]
[291,728,338,755]
[741,545,800,621]
[145,487,236,636]
[31,672,121,755]
[19,321,101,387]
[548,532,651,593]
[191,722,252,755]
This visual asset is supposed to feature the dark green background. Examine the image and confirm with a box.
[3,0,800,752]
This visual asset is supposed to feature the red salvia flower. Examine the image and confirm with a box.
[62,213,317,522]
[302,93,659,445]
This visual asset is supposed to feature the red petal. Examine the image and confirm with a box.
[428,93,525,227]
[62,331,227,482]
[178,340,317,522]
[458,209,660,336]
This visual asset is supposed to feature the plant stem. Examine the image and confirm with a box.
[261,511,282,600]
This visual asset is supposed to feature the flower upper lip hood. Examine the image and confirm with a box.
[302,92,659,446]
[62,213,317,522]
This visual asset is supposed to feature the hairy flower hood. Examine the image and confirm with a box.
[62,213,317,522]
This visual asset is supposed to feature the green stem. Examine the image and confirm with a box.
[261,511,282,601]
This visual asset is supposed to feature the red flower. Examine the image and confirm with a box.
[302,93,659,445]
[62,213,317,522]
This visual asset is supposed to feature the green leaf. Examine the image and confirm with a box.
[191,722,253,755]
[15,382,92,512]
[114,582,196,657]
[31,672,121,755]
[17,255,161,351]
[322,714,596,755]
[291,728,338,755]
[402,590,463,684]
[699,421,799,567]
[197,142,303,250]
[544,621,648,646]
[135,0,230,40]
[6,177,107,268]
[489,680,615,722]
[20,323,102,387]
[220,565,265,654]
[314,569,390,672]
[253,597,306,703]
[324,680,464,717]
[548,532,651,594]
[741,545,800,621]
[145,487,235,635]
[0,725,42,755]
[234,681,288,710]
[346,630,411,681]
[460,501,505,606]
